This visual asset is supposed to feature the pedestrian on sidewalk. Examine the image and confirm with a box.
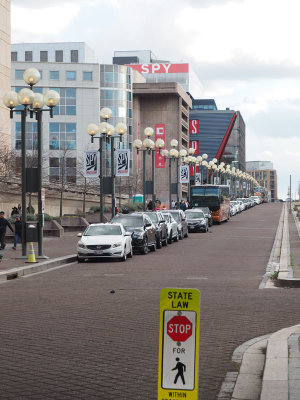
[12,215,22,250]
[11,207,19,216]
[0,211,13,250]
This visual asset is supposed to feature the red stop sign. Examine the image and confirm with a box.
[167,315,193,342]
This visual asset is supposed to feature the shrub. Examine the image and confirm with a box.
[90,206,100,213]
[27,213,36,221]
[43,213,53,221]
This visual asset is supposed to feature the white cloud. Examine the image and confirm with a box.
[11,3,81,37]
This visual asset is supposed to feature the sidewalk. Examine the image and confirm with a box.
[289,211,300,278]
[0,232,78,272]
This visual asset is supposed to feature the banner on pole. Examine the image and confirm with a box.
[243,182,246,189]
[180,165,189,183]
[155,124,166,168]
[195,173,201,186]
[116,149,130,176]
[236,180,240,188]
[226,179,231,187]
[84,150,98,178]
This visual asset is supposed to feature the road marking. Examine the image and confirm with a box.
[186,276,208,280]
[103,273,124,277]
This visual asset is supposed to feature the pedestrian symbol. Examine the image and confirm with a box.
[172,357,186,385]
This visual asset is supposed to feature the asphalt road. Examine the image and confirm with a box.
[1,203,300,399]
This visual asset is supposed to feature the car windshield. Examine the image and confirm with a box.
[84,225,122,236]
[169,212,180,223]
[185,211,205,219]
[199,207,210,214]
[147,213,158,223]
[113,216,144,228]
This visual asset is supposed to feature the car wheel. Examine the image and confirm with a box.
[141,238,148,255]
[150,241,157,252]
[174,231,179,242]
[156,235,162,249]
[120,248,127,262]
[184,230,189,238]
[168,231,173,244]
[77,256,85,263]
[128,246,133,258]
[162,234,168,246]
[179,229,183,240]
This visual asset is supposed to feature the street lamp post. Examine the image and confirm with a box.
[3,69,60,257]
[87,108,127,221]
[133,129,165,211]
[162,141,179,208]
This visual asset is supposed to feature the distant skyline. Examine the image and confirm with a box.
[11,0,300,199]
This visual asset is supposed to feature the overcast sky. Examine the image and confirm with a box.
[11,0,300,199]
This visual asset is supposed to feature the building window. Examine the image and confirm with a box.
[15,121,38,150]
[66,71,76,80]
[49,122,77,150]
[15,70,25,80]
[55,50,63,62]
[11,52,17,61]
[83,71,93,81]
[40,51,48,62]
[50,71,59,80]
[25,51,32,62]
[102,89,114,100]
[39,70,43,80]
[105,72,113,82]
[51,88,76,116]
[49,157,76,183]
[70,50,78,63]
[127,108,132,118]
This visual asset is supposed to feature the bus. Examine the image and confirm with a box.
[190,185,231,223]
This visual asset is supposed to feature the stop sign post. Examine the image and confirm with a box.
[158,288,200,400]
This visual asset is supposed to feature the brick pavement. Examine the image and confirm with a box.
[1,204,300,399]
[0,233,78,272]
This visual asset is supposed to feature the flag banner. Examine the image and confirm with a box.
[236,181,240,188]
[226,179,231,187]
[214,177,220,185]
[155,124,166,168]
[195,173,201,186]
[84,150,98,178]
[243,182,246,189]
[180,165,189,183]
[116,149,130,176]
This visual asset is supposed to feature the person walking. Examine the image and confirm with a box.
[147,200,153,211]
[179,200,186,211]
[11,207,19,216]
[0,211,13,250]
[12,215,22,250]
[171,200,175,210]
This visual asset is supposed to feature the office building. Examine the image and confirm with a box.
[133,82,192,202]
[0,0,11,148]
[189,108,246,171]
[246,161,278,201]
[113,50,203,98]
[11,42,144,183]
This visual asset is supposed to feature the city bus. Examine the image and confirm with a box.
[190,185,230,223]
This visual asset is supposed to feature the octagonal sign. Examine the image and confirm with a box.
[166,315,193,342]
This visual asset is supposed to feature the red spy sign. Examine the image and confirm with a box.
[127,63,189,74]
[189,119,199,134]
[155,124,166,168]
[189,140,199,155]
[167,315,193,342]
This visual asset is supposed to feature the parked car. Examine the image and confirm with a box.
[230,203,237,216]
[111,213,156,254]
[197,207,213,226]
[185,209,208,233]
[164,210,189,239]
[237,199,245,211]
[144,211,168,248]
[250,196,261,205]
[230,200,241,213]
[77,223,132,262]
[162,212,179,243]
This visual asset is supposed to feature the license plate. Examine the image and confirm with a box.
[94,250,103,255]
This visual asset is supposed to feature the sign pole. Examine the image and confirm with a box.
[158,288,200,400]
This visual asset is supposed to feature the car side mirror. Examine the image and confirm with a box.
[125,232,131,236]
[77,233,82,237]
[146,222,152,227]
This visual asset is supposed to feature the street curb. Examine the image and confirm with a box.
[0,254,77,282]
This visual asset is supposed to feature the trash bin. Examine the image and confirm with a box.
[26,222,38,242]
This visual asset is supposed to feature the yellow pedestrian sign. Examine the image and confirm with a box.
[158,288,200,400]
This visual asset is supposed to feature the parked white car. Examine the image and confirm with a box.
[161,212,179,244]
[230,200,241,213]
[230,203,237,216]
[77,223,133,262]
[237,200,245,211]
[250,196,261,205]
